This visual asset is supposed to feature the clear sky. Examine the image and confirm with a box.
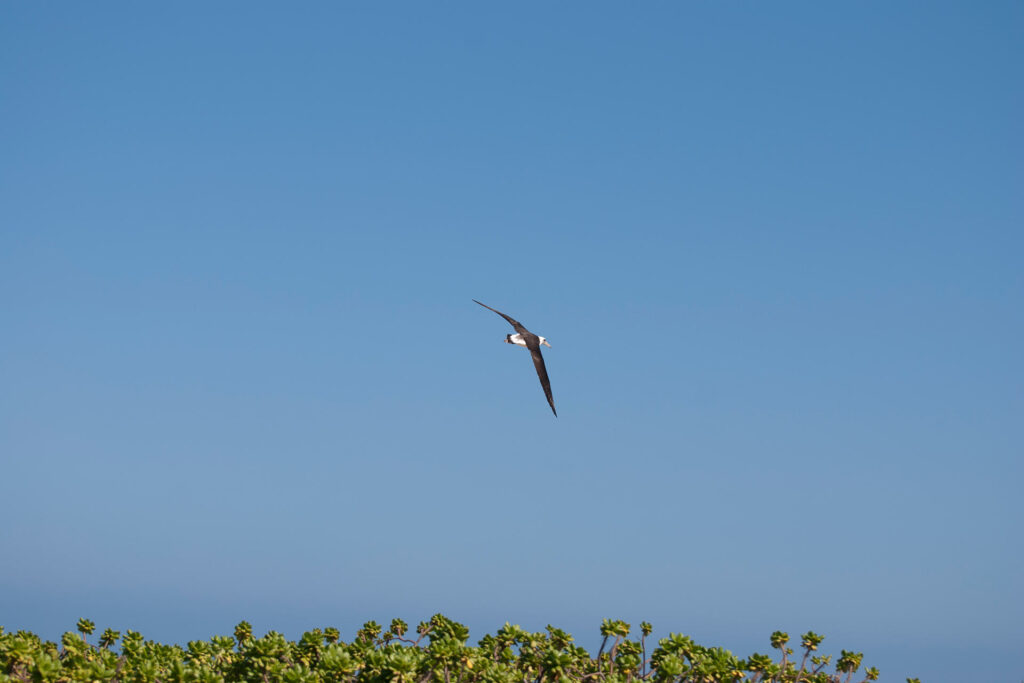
[1,3,1021,682]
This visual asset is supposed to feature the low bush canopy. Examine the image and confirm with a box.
[0,615,913,683]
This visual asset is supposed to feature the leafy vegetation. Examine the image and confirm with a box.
[0,615,911,683]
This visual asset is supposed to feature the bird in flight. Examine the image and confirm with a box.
[473,299,557,416]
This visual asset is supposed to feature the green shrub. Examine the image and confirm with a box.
[0,617,901,683]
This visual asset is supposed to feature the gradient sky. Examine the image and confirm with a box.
[1,3,1021,682]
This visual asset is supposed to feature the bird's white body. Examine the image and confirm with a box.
[507,333,550,348]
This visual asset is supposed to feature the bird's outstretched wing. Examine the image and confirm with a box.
[527,341,557,417]
[473,299,528,336]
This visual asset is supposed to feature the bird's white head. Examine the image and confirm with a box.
[540,337,551,348]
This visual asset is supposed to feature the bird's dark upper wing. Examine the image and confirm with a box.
[473,299,529,336]
[526,339,557,417]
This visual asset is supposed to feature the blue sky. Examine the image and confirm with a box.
[1,3,1021,681]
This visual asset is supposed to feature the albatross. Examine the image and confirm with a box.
[473,299,557,416]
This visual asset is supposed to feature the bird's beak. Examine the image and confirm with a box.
[542,340,552,348]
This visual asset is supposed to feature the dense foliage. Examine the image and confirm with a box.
[0,616,912,683]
